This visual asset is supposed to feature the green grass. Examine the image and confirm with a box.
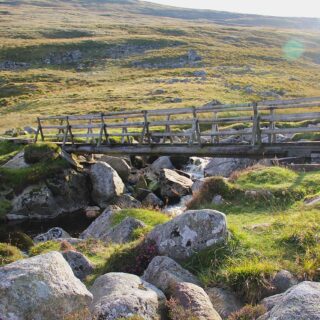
[0,243,23,266]
[0,141,23,165]
[24,142,60,164]
[0,199,12,220]
[185,166,320,302]
[0,158,69,192]
[111,208,170,239]
[0,1,320,130]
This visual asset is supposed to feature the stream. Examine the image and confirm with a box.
[1,157,209,243]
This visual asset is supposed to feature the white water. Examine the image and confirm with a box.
[163,157,211,216]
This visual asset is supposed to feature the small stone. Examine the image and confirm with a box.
[85,206,101,218]
[62,250,95,280]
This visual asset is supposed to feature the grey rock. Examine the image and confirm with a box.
[151,156,175,174]
[193,70,207,77]
[90,162,125,208]
[90,272,166,320]
[85,206,101,218]
[23,126,37,134]
[0,252,92,320]
[97,155,131,182]
[62,250,94,280]
[192,179,206,194]
[171,282,222,320]
[152,89,166,95]
[0,60,30,70]
[206,287,243,318]
[80,206,120,240]
[2,151,29,169]
[111,194,142,209]
[147,209,227,260]
[204,158,255,177]
[102,217,146,244]
[188,49,202,62]
[8,184,61,220]
[33,227,70,243]
[143,256,200,293]
[159,169,193,201]
[212,195,224,205]
[142,192,164,208]
[272,270,298,294]
[259,281,320,320]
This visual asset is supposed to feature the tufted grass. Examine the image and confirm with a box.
[0,243,24,266]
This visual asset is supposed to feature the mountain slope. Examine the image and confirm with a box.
[0,0,320,130]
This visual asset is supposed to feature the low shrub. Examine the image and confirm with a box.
[6,231,34,251]
[0,243,23,266]
[228,304,267,320]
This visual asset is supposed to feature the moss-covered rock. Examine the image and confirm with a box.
[24,143,60,164]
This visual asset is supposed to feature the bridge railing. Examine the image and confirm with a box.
[35,97,320,147]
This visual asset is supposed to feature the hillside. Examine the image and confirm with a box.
[1,0,320,130]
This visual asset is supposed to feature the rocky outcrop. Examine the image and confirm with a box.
[44,50,82,65]
[151,156,175,174]
[206,287,243,318]
[80,206,120,240]
[159,169,193,201]
[143,256,200,293]
[0,60,30,70]
[0,252,92,320]
[8,169,90,220]
[33,227,70,243]
[97,155,131,182]
[259,281,320,320]
[90,162,125,207]
[62,250,94,280]
[90,272,166,320]
[142,192,164,208]
[171,282,222,320]
[204,158,255,177]
[147,209,227,260]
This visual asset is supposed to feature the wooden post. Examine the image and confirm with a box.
[192,107,201,145]
[140,111,151,144]
[164,114,173,144]
[252,103,261,146]
[37,117,44,142]
[269,108,276,144]
[62,117,69,146]
[211,111,219,144]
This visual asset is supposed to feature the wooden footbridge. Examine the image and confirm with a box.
[34,97,320,158]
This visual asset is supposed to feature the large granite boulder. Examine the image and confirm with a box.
[171,282,222,320]
[97,155,131,182]
[204,158,255,177]
[90,272,166,320]
[259,281,320,320]
[33,227,70,243]
[7,169,90,220]
[159,169,193,201]
[151,156,175,174]
[206,287,243,319]
[90,162,125,207]
[0,251,92,320]
[62,250,94,280]
[147,209,227,260]
[143,256,200,293]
